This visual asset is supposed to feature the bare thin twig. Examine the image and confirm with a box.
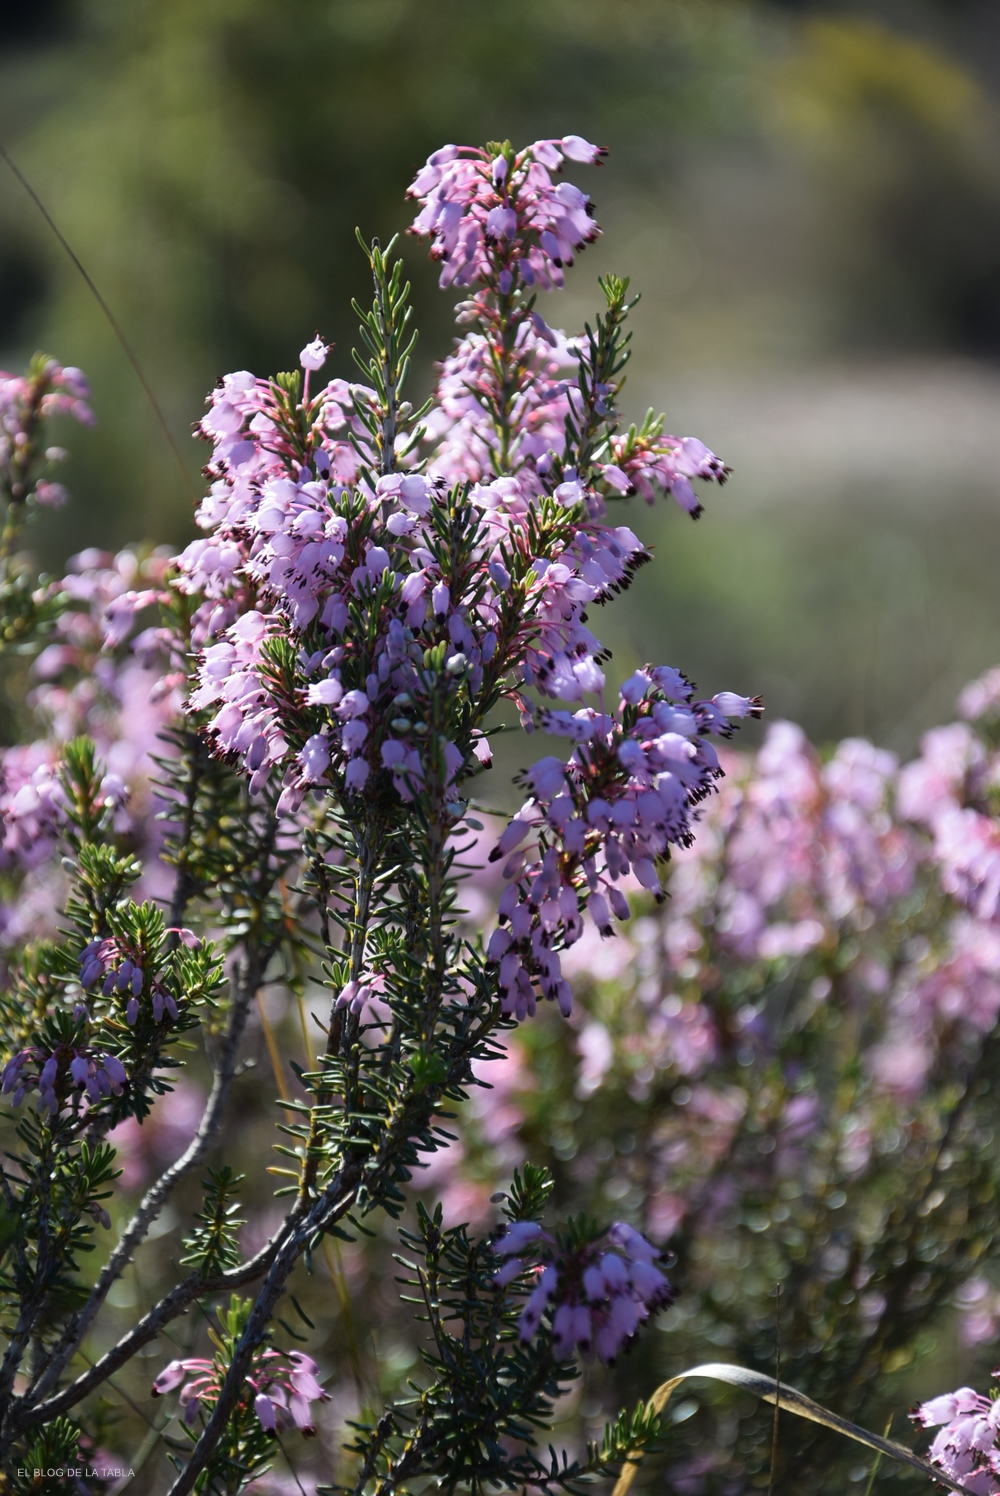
[15,1213,296,1428]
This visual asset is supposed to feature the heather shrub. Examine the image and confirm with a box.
[0,136,996,1496]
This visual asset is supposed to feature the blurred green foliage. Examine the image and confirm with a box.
[3,0,1000,745]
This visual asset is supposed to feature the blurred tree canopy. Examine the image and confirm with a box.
[2,0,1000,749]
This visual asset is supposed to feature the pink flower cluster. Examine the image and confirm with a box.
[607,430,730,519]
[179,362,369,640]
[0,546,182,946]
[152,1348,330,1437]
[408,141,730,521]
[695,723,916,965]
[2,1034,126,1114]
[0,743,64,874]
[0,358,93,508]
[421,316,581,487]
[438,665,1000,1256]
[79,934,186,1026]
[151,141,740,849]
[0,164,732,1233]
[487,670,761,1018]
[913,1384,1000,1495]
[0,360,92,427]
[408,137,605,292]
[493,1217,675,1365]
[898,715,1000,921]
[634,699,1000,1104]
[32,546,179,738]
[180,351,736,827]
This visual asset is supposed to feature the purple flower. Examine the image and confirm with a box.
[912,1382,1000,1493]
[711,691,764,720]
[344,759,369,792]
[167,927,202,949]
[337,690,369,719]
[486,673,758,1020]
[486,206,517,241]
[407,138,601,291]
[306,677,343,707]
[300,734,330,783]
[560,134,607,165]
[287,1352,326,1403]
[495,1219,546,1255]
[299,338,329,372]
[504,1220,674,1366]
[151,1361,188,1396]
[341,719,368,754]
[104,1052,127,1087]
[255,1394,277,1431]
[152,1343,330,1439]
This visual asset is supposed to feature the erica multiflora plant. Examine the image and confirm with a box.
[0,137,755,1492]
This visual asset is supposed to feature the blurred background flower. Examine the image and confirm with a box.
[2,0,1000,756]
